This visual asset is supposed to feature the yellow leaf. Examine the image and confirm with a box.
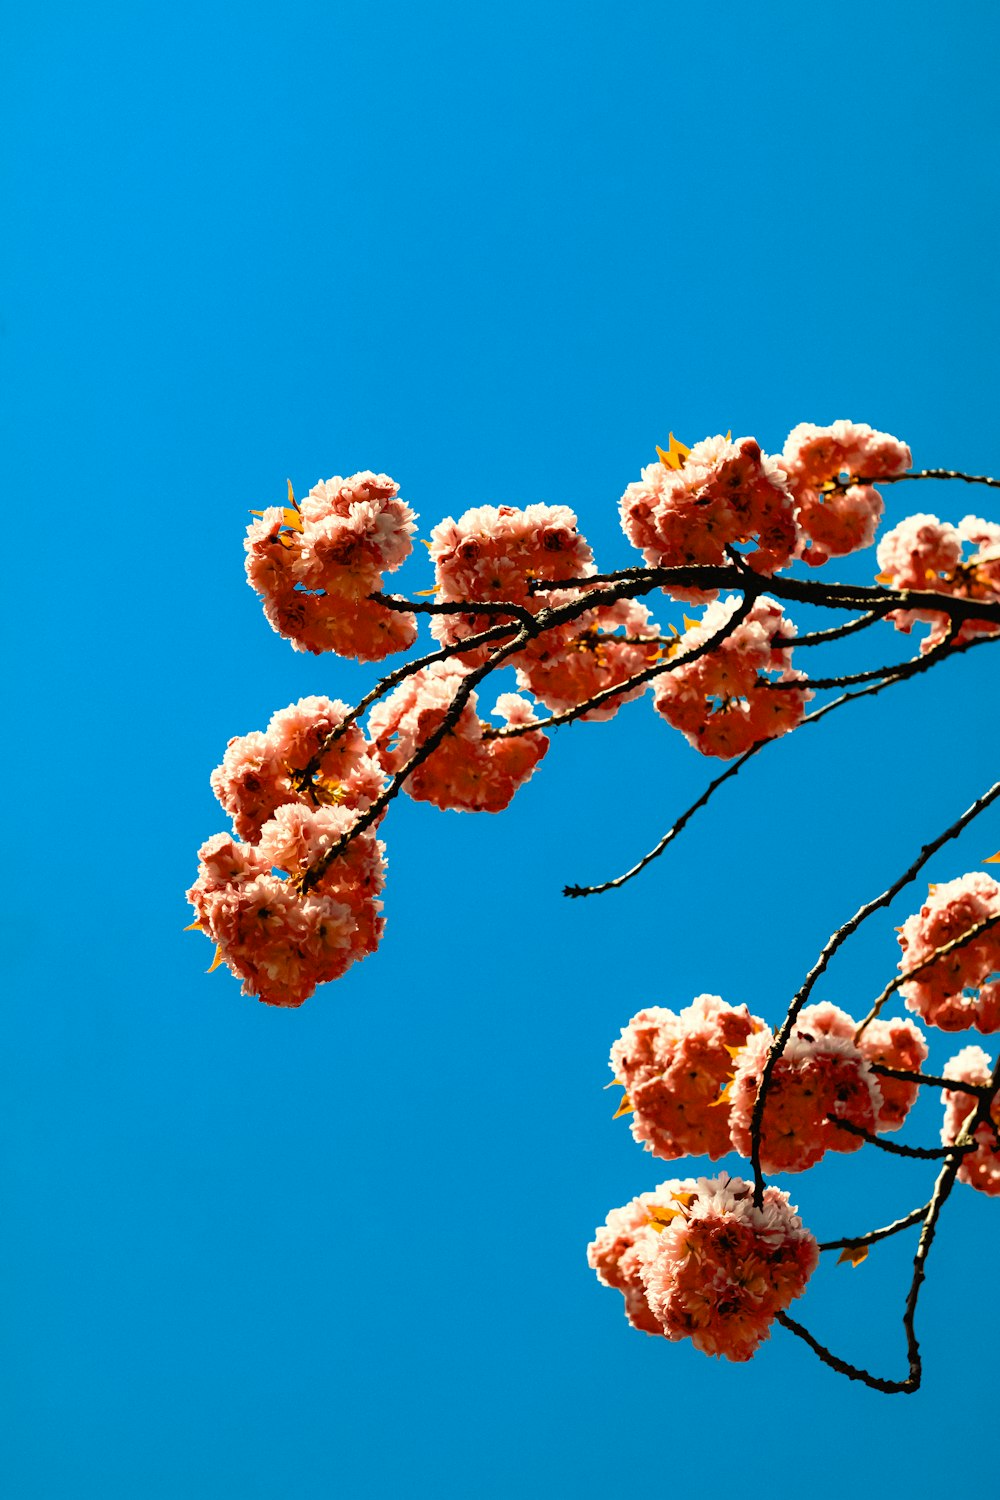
[723,1044,745,1059]
[837,1245,869,1268]
[183,920,203,932]
[612,1091,633,1120]
[668,622,680,638]
[206,945,226,974]
[603,1076,625,1089]
[670,1191,697,1207]
[414,586,440,596]
[709,1081,733,1108]
[647,1206,683,1232]
[985,851,1000,864]
[682,615,700,632]
[655,432,691,471]
[287,478,297,508]
[421,539,433,550]
[282,507,304,532]
[874,571,894,585]
[928,883,939,894]
[725,430,732,442]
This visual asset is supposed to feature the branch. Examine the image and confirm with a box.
[832,467,1000,493]
[749,778,1000,1205]
[827,1118,976,1159]
[774,607,892,649]
[869,1061,994,1094]
[562,623,993,900]
[818,1204,930,1253]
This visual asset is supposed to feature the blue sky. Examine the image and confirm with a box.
[3,1,1000,1495]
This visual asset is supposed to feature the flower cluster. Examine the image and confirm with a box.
[244,473,418,660]
[941,1046,1000,1195]
[428,502,595,662]
[610,996,760,1160]
[620,435,798,595]
[514,597,662,721]
[588,1175,817,1361]
[368,660,548,812]
[782,420,912,567]
[728,1005,881,1173]
[186,808,385,1008]
[190,696,389,1006]
[652,595,811,758]
[876,513,1000,651]
[896,873,1000,1032]
[210,696,386,842]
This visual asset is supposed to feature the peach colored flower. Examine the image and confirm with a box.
[652,595,811,758]
[620,435,797,600]
[876,513,1000,652]
[610,995,761,1160]
[941,1045,1000,1195]
[635,1174,818,1361]
[729,1015,881,1172]
[368,660,548,812]
[897,873,1000,1032]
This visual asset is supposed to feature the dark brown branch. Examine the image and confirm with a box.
[832,467,1000,492]
[562,622,991,901]
[488,590,759,737]
[869,1061,994,1094]
[564,747,762,898]
[774,607,892,649]
[749,778,1000,1205]
[818,1204,930,1253]
[856,910,1000,1036]
[827,1117,976,1159]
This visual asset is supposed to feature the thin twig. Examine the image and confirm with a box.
[818,1204,930,1253]
[827,1118,976,1159]
[869,1062,994,1094]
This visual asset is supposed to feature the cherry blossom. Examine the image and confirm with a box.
[897,873,1000,1032]
[941,1046,1000,1196]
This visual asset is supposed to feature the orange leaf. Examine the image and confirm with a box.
[206,945,226,974]
[183,920,203,932]
[414,586,440,596]
[709,1081,733,1108]
[837,1245,869,1268]
[985,851,1000,864]
[647,1207,682,1232]
[655,433,690,471]
[874,571,894,585]
[612,1091,633,1120]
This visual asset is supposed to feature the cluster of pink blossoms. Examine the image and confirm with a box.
[610,995,759,1160]
[210,695,386,842]
[875,513,1000,650]
[652,596,811,758]
[896,873,1000,1032]
[244,472,418,660]
[781,420,912,567]
[941,1046,1000,1195]
[368,661,548,813]
[610,998,924,1178]
[189,696,388,1006]
[587,1174,817,1361]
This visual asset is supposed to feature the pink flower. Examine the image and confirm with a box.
[244,475,418,659]
[729,1013,881,1172]
[897,873,1000,1032]
[610,995,761,1160]
[586,1188,674,1335]
[428,503,595,663]
[876,513,1000,652]
[186,807,386,1008]
[515,597,662,721]
[367,660,548,812]
[793,1003,928,1133]
[620,435,797,599]
[635,1174,818,1362]
[781,422,910,566]
[941,1046,1000,1195]
[210,696,386,843]
[652,596,811,759]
